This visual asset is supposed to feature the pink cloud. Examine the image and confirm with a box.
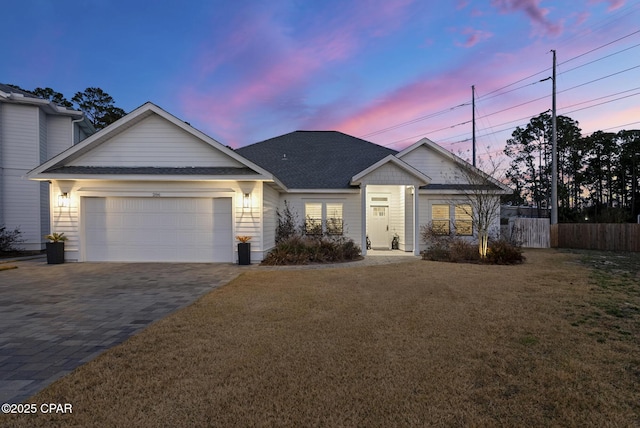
[179,0,416,147]
[491,0,563,37]
[456,0,470,10]
[456,28,494,47]
[592,0,626,11]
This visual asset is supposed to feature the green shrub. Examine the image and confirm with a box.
[485,239,525,265]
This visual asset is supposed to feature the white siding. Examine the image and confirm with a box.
[39,109,47,163]
[262,184,279,252]
[400,145,466,184]
[0,104,44,250]
[234,181,262,262]
[2,104,39,168]
[47,116,73,159]
[68,114,245,167]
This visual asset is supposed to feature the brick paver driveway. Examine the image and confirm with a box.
[0,259,243,404]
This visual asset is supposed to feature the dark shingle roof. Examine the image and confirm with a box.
[43,166,259,175]
[0,83,38,98]
[236,131,397,189]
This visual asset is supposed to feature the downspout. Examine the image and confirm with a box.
[71,116,84,145]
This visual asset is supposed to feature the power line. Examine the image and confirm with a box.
[440,91,640,146]
[375,27,640,147]
[360,102,469,138]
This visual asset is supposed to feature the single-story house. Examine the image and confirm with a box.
[28,102,510,263]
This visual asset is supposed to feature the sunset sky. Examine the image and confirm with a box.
[2,0,639,163]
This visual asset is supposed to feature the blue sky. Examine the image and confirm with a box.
[2,0,638,163]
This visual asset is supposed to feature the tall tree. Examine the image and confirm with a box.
[582,131,618,208]
[71,87,125,130]
[31,87,73,108]
[617,130,640,220]
[504,112,582,217]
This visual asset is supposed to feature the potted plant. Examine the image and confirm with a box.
[45,232,67,264]
[236,236,251,265]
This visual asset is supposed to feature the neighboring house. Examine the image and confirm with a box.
[28,102,510,263]
[0,83,94,251]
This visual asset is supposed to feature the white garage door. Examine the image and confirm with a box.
[83,197,232,262]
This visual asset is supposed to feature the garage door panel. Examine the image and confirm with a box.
[84,197,232,262]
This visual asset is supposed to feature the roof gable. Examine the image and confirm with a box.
[351,155,431,186]
[28,103,274,181]
[398,138,511,192]
[67,113,244,168]
[236,131,396,189]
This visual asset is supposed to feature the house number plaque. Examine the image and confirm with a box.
[152,192,161,197]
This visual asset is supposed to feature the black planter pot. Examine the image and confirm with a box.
[238,242,251,265]
[46,242,65,264]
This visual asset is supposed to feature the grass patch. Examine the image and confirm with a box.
[3,249,640,426]
[564,249,640,343]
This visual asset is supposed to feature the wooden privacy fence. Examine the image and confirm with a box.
[551,223,640,252]
[507,218,550,248]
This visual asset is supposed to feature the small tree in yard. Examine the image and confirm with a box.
[450,156,510,259]
[275,200,299,244]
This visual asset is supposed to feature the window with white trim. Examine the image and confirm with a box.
[431,204,450,235]
[326,203,343,235]
[455,204,473,236]
[305,203,323,235]
[304,202,344,235]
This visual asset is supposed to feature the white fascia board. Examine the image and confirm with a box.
[285,188,360,194]
[1,91,83,117]
[420,188,513,195]
[30,174,274,182]
[350,154,432,185]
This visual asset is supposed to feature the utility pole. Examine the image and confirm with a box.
[472,85,476,167]
[551,50,558,225]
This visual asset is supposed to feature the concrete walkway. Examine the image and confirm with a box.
[0,251,419,404]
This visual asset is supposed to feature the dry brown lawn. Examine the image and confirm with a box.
[3,249,640,427]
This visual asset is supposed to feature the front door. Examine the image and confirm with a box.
[370,206,389,249]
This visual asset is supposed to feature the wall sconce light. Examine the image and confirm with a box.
[58,192,70,208]
[243,192,251,210]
